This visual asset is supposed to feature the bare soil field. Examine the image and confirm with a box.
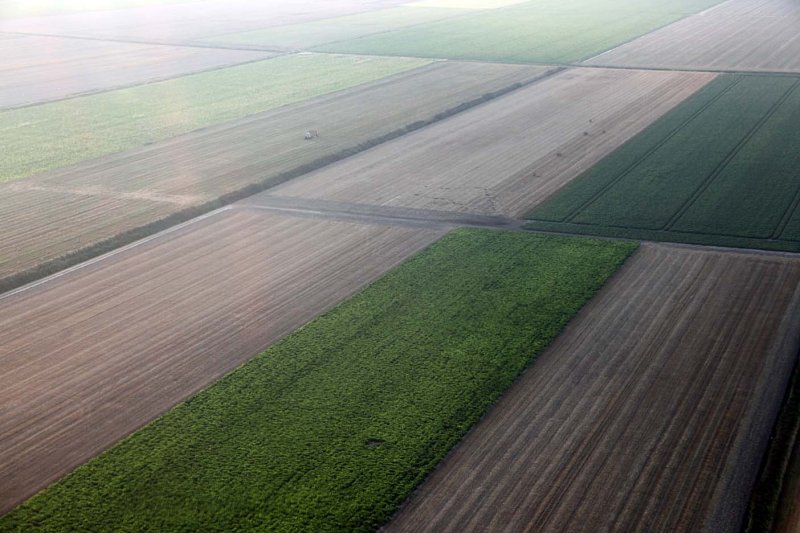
[0,61,544,282]
[387,244,800,532]
[585,0,800,72]
[0,0,406,43]
[775,434,800,532]
[271,68,714,218]
[0,207,443,515]
[0,35,273,108]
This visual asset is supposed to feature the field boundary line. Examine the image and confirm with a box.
[663,78,800,231]
[561,76,741,223]
[0,206,233,303]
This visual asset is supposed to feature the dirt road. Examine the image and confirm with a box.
[387,243,800,532]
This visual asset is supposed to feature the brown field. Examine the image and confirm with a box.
[0,61,545,281]
[0,35,273,108]
[0,0,405,43]
[776,436,800,532]
[271,68,714,217]
[585,0,800,72]
[0,207,444,515]
[387,244,800,533]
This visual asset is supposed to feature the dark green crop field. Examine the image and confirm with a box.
[0,230,634,532]
[526,74,800,251]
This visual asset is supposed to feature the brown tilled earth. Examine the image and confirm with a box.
[0,208,444,515]
[585,0,800,72]
[0,61,547,280]
[0,35,273,108]
[271,68,715,217]
[387,244,800,533]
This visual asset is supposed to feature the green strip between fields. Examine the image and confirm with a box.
[0,229,636,532]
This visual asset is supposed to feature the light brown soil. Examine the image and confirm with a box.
[272,68,715,217]
[0,35,273,108]
[0,0,407,43]
[0,207,444,515]
[585,0,800,73]
[0,61,545,280]
[386,243,800,533]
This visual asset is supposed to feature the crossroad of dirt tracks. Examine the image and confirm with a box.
[0,208,444,514]
[387,244,800,532]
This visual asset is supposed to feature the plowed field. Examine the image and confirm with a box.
[0,208,443,515]
[388,244,800,532]
[272,68,714,217]
[585,0,800,72]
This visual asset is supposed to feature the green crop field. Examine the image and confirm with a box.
[0,54,429,183]
[0,230,635,532]
[208,6,470,49]
[526,74,800,251]
[311,0,725,63]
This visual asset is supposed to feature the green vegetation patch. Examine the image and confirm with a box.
[0,230,635,532]
[312,0,725,63]
[527,74,800,252]
[208,6,469,49]
[0,53,430,182]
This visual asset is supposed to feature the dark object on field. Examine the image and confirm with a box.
[583,131,589,136]
[556,152,563,157]
[304,129,319,140]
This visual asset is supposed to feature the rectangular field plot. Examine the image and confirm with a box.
[0,229,634,530]
[387,244,800,533]
[0,208,444,516]
[270,68,714,218]
[312,0,725,63]
[527,74,800,251]
[585,0,800,73]
[0,35,273,109]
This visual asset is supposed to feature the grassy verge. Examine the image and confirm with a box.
[312,0,724,63]
[0,53,430,183]
[526,74,800,252]
[0,230,636,532]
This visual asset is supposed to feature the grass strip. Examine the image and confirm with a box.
[0,53,430,183]
[0,230,636,532]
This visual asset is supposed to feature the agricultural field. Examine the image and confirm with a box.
[388,244,800,532]
[0,35,273,109]
[0,61,547,285]
[527,74,800,251]
[0,53,429,182]
[0,0,200,18]
[0,229,634,530]
[776,441,800,532]
[0,208,445,516]
[311,0,725,63]
[272,68,714,217]
[586,0,800,73]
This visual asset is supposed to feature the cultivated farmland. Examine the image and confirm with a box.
[312,0,725,63]
[388,244,800,533]
[586,0,800,73]
[0,208,444,516]
[0,35,273,109]
[272,68,714,217]
[0,229,634,530]
[0,61,546,284]
[527,74,800,251]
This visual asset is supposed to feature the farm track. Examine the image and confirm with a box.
[585,0,800,73]
[0,35,274,109]
[387,244,800,532]
[0,208,444,515]
[0,61,549,284]
[272,68,714,217]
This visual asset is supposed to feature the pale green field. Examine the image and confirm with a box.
[313,0,726,63]
[208,7,470,49]
[0,54,430,182]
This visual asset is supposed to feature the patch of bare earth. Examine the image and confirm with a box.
[386,244,800,532]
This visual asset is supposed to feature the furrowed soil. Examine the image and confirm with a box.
[0,208,444,516]
[0,35,273,109]
[387,244,800,533]
[0,61,546,283]
[270,68,714,217]
[585,0,800,73]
